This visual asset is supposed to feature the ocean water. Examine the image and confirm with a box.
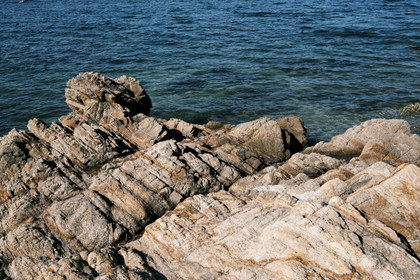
[1,0,419,143]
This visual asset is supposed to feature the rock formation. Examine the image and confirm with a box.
[402,102,420,114]
[0,72,419,279]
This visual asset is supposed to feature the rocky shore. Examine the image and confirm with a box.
[0,72,419,279]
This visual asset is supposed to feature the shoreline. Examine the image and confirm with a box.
[2,99,419,147]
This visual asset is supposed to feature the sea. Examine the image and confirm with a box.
[1,0,419,144]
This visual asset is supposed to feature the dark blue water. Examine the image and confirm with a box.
[1,0,419,143]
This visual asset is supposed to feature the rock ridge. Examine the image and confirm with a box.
[0,72,419,279]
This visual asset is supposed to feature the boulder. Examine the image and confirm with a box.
[65,72,152,118]
[305,118,420,166]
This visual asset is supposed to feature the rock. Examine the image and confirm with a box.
[347,164,420,255]
[127,153,420,280]
[65,72,152,118]
[197,116,308,175]
[305,119,411,155]
[0,72,308,279]
[402,102,420,114]
[305,118,420,166]
[1,72,419,279]
[358,134,420,166]
[229,152,345,198]
[0,129,31,186]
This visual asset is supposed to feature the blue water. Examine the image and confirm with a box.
[1,0,419,143]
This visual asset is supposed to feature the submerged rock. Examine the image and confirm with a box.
[402,102,420,114]
[0,72,419,279]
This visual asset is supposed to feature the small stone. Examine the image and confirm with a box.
[402,102,420,114]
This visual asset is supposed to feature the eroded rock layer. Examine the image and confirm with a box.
[0,72,419,279]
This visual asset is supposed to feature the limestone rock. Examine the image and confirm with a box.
[358,135,420,166]
[197,116,308,175]
[306,119,410,155]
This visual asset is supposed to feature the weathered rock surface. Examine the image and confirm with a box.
[305,118,420,166]
[0,72,419,279]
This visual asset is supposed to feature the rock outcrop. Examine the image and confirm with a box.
[305,118,420,166]
[402,102,420,114]
[0,72,419,279]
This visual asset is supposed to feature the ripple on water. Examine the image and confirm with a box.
[0,0,419,143]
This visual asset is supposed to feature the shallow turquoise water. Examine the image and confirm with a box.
[1,0,419,143]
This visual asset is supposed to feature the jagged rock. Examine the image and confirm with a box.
[127,156,420,280]
[195,116,309,176]
[0,73,309,279]
[0,129,31,186]
[358,135,420,166]
[65,72,152,118]
[305,118,420,166]
[347,164,420,255]
[120,120,419,279]
[305,118,410,155]
[402,102,420,114]
[1,72,419,279]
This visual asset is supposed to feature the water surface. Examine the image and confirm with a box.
[1,0,419,143]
